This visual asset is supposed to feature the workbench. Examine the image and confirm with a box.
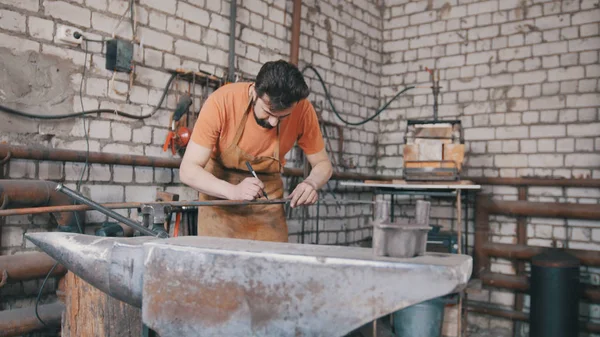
[340,180,481,337]
[340,180,481,253]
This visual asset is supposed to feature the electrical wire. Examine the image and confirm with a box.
[35,36,96,329]
[301,64,415,126]
[0,72,176,120]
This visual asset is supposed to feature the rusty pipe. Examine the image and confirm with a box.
[0,144,398,181]
[482,242,600,267]
[480,271,600,303]
[0,302,63,337]
[0,199,291,217]
[0,252,66,286]
[484,198,600,220]
[0,179,83,230]
[289,0,302,65]
[0,144,181,169]
[467,301,600,333]
[469,176,600,188]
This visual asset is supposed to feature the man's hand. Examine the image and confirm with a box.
[227,177,265,200]
[289,180,318,208]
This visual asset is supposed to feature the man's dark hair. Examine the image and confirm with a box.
[254,60,310,111]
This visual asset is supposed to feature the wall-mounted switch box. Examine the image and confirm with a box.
[105,39,133,73]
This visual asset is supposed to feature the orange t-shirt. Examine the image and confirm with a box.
[190,82,325,167]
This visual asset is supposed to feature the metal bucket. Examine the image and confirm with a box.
[393,297,445,337]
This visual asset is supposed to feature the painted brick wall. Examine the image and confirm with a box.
[0,0,383,313]
[379,0,600,336]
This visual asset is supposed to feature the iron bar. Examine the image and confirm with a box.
[467,300,600,334]
[0,252,66,286]
[55,183,162,237]
[480,271,600,303]
[0,302,63,337]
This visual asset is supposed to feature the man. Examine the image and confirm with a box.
[179,60,333,243]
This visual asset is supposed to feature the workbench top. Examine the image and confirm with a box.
[340,180,482,190]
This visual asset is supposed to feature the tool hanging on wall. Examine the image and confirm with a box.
[163,94,192,156]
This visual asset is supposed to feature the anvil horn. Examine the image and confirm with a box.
[25,232,159,307]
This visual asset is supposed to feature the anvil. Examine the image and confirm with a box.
[26,232,472,337]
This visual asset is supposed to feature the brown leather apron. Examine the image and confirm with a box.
[196,98,288,242]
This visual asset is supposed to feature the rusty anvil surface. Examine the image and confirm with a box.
[25,232,472,337]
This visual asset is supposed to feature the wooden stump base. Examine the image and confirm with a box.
[62,271,142,336]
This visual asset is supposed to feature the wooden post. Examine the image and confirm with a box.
[62,271,142,336]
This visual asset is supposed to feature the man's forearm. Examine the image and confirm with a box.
[304,161,333,190]
[179,162,234,199]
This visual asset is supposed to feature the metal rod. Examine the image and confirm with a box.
[55,183,162,237]
[228,0,237,82]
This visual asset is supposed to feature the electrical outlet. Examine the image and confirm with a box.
[57,25,83,45]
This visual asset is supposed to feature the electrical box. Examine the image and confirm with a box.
[105,39,133,73]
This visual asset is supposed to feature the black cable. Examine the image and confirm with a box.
[301,64,415,126]
[34,262,59,328]
[35,36,94,329]
[129,0,135,37]
[0,72,176,120]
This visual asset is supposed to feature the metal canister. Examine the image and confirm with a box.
[530,250,580,337]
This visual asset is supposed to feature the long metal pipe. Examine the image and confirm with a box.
[0,179,81,228]
[0,302,63,337]
[0,198,291,217]
[467,301,600,333]
[5,144,600,187]
[470,176,600,188]
[0,252,66,286]
[228,0,237,82]
[480,271,600,302]
[55,183,163,237]
[0,144,181,169]
[485,198,600,220]
[289,0,302,65]
[0,144,398,181]
[482,242,600,267]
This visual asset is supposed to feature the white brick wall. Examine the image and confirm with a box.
[379,3,600,334]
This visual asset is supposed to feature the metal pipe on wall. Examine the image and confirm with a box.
[467,301,600,334]
[480,272,600,303]
[228,0,237,82]
[0,252,66,286]
[0,302,63,337]
[482,242,600,267]
[289,0,302,65]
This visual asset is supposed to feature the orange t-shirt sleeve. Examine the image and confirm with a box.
[190,93,222,149]
[297,101,325,155]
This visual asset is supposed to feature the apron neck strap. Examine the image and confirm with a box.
[231,97,253,146]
